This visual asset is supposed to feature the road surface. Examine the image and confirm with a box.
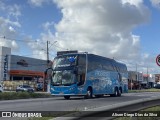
[0,92,160,111]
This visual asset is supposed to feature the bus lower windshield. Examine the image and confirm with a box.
[52,70,76,86]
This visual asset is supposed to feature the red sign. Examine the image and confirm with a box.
[156,55,160,66]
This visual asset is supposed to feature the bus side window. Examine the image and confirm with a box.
[118,73,122,82]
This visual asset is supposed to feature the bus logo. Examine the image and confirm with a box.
[17,59,28,67]
[2,112,11,117]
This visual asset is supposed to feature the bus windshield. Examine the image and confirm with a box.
[52,70,76,86]
[53,55,77,68]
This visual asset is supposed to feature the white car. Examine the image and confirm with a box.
[16,85,34,92]
[0,84,3,92]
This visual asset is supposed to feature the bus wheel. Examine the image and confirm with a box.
[64,96,70,100]
[85,87,92,99]
[110,87,118,97]
[117,88,122,97]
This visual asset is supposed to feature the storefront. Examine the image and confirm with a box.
[0,46,48,91]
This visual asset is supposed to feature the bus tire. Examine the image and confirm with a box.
[117,88,122,97]
[64,96,70,100]
[85,87,92,99]
[110,87,118,97]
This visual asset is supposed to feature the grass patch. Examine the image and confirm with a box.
[28,117,53,120]
[129,88,160,93]
[143,106,160,111]
[0,92,51,100]
[114,106,160,120]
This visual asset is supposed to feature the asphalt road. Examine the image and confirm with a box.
[0,92,160,112]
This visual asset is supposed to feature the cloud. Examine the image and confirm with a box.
[42,21,55,31]
[0,1,21,52]
[0,1,21,19]
[28,0,51,7]
[26,0,159,73]
[9,26,15,33]
[53,0,150,60]
[150,0,160,8]
[49,0,160,73]
[0,17,19,51]
[27,30,57,60]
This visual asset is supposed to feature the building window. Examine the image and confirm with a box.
[24,77,32,81]
[13,76,23,80]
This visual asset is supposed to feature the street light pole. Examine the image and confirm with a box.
[46,40,50,93]
[47,41,49,63]
[46,40,57,63]
[147,66,149,87]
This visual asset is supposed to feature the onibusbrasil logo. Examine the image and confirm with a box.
[156,54,160,66]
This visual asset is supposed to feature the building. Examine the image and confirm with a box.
[155,74,160,83]
[128,71,143,89]
[148,74,155,88]
[0,46,48,91]
[142,74,155,88]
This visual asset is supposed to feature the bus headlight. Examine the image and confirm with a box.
[69,87,75,91]
[51,88,55,91]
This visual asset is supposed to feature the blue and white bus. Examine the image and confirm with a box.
[46,51,128,99]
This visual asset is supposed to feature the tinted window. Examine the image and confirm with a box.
[78,54,86,73]
[87,54,115,71]
[87,54,127,73]
[53,55,77,68]
[23,85,30,88]
[113,62,127,73]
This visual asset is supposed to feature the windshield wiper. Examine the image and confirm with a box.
[62,84,71,86]
[51,83,61,86]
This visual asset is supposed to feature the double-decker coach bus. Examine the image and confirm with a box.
[46,51,128,99]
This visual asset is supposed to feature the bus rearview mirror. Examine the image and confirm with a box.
[45,68,53,79]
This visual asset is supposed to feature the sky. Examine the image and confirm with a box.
[0,0,160,74]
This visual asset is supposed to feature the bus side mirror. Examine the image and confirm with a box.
[45,68,53,79]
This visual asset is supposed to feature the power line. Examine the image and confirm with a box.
[47,40,49,63]
[0,35,69,52]
[0,35,72,53]
[0,36,37,43]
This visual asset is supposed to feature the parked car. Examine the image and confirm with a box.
[36,83,43,91]
[0,84,3,92]
[155,84,160,89]
[16,85,34,92]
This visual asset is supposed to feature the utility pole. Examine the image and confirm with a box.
[46,40,50,93]
[147,66,149,87]
[47,40,49,63]
[136,63,138,89]
[136,63,137,81]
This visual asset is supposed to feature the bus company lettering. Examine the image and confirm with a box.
[3,55,8,80]
[95,71,110,77]
[12,112,42,117]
